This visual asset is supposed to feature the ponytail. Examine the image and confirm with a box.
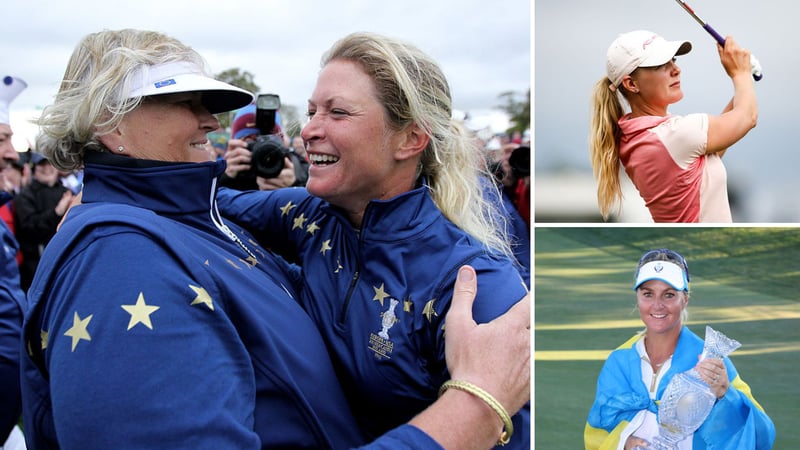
[589,77,627,220]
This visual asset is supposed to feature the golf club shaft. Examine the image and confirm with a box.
[674,0,762,81]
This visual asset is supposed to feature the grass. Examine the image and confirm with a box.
[534,227,800,449]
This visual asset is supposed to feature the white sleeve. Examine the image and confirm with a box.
[652,113,709,169]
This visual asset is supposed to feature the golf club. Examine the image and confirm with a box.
[675,0,762,81]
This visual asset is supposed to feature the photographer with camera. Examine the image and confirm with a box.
[220,94,309,191]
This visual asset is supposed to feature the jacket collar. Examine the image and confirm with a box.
[81,151,225,215]
[323,179,439,241]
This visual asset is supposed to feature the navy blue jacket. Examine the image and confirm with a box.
[0,191,24,442]
[219,183,531,448]
[21,153,440,449]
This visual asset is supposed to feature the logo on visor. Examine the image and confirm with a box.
[654,263,664,272]
[154,79,176,89]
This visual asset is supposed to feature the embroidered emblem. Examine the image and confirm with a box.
[655,262,664,273]
[378,298,399,340]
[369,298,399,360]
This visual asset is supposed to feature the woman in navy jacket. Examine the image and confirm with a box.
[220,32,530,448]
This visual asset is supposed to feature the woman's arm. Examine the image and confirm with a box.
[398,266,530,449]
[706,36,758,155]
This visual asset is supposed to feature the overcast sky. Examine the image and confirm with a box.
[3,0,530,142]
[536,0,799,222]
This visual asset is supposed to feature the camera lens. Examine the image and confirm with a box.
[249,135,289,179]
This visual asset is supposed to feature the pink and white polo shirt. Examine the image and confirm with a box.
[618,113,731,223]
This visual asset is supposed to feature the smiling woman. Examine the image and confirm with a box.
[103,92,219,162]
[218,31,531,449]
[584,248,775,450]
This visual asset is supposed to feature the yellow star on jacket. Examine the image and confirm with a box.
[41,329,49,350]
[64,311,93,352]
[422,300,438,323]
[189,284,214,311]
[306,221,320,235]
[121,292,161,330]
[293,213,308,230]
[280,201,296,216]
[320,240,333,255]
[373,283,390,307]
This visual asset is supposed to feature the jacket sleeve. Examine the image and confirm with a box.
[35,230,260,449]
[354,424,443,450]
[217,187,314,262]
[424,256,530,449]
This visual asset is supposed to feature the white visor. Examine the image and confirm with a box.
[128,61,253,114]
[634,261,688,291]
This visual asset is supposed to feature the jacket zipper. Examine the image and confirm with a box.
[209,179,256,261]
[338,269,360,325]
[338,225,365,324]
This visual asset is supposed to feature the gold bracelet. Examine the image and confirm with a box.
[438,379,513,446]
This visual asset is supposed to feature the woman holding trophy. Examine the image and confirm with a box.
[584,249,775,449]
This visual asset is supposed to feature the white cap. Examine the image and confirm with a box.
[128,61,253,114]
[606,30,692,90]
[0,75,28,125]
[634,260,688,291]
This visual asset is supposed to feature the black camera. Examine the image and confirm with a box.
[248,93,294,179]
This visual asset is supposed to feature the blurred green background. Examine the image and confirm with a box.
[534,227,800,448]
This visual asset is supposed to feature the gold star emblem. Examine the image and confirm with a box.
[404,296,412,313]
[320,239,333,255]
[242,255,259,268]
[373,283,391,307]
[41,329,49,350]
[280,201,296,216]
[121,292,161,330]
[189,285,214,311]
[64,311,93,352]
[306,221,320,235]
[292,213,308,230]
[423,300,438,323]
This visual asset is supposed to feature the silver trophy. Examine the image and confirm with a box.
[638,326,741,449]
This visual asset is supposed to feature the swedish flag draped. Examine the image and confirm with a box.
[585,326,775,449]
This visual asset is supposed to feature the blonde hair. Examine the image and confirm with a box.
[321,32,513,257]
[588,77,628,220]
[36,29,207,171]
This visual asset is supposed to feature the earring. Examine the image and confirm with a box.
[117,146,125,153]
